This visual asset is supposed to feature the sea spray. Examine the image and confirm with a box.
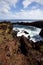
[13,25,43,42]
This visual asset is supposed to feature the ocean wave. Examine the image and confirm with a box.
[13,25,43,42]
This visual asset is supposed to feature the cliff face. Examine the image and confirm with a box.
[28,21,43,29]
[0,22,43,65]
[39,29,43,37]
[0,22,29,65]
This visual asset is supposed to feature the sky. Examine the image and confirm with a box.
[0,0,43,20]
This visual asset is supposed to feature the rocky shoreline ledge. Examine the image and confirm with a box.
[0,21,43,65]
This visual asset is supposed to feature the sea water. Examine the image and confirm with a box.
[13,25,43,42]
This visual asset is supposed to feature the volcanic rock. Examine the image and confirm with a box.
[39,29,43,37]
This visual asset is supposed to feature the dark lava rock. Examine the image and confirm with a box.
[39,29,43,37]
[24,31,29,34]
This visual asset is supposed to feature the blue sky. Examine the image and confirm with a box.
[0,0,43,20]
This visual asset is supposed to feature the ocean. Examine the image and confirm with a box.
[0,19,43,42]
[13,24,43,42]
[0,19,39,23]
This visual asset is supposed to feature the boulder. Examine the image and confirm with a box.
[24,31,29,34]
[39,29,43,37]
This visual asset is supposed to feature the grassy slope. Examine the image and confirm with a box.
[0,22,43,65]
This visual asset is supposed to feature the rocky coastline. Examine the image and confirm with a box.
[13,20,43,28]
[0,21,43,65]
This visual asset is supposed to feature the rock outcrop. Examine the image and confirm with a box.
[39,29,43,37]
[0,21,43,65]
[19,36,43,65]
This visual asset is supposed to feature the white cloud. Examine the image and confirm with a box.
[23,0,43,8]
[13,9,43,19]
[0,0,19,14]
[0,9,43,20]
[5,0,19,7]
[23,0,33,8]
[0,0,19,19]
[0,1,10,13]
[0,0,43,20]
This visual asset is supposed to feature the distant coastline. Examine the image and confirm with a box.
[0,20,43,28]
[12,20,43,28]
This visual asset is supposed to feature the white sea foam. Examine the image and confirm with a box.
[30,35,43,42]
[13,26,43,42]
[17,30,29,38]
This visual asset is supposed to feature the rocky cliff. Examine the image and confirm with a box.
[0,22,43,65]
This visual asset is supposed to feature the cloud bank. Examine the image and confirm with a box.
[0,0,43,20]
